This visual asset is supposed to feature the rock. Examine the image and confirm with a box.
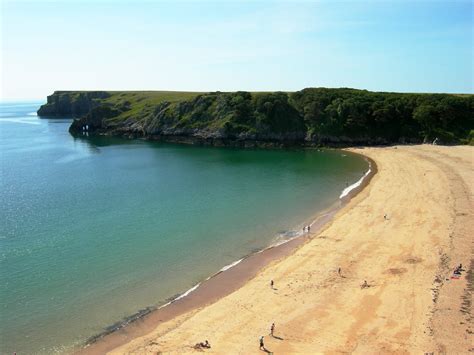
[37,91,110,117]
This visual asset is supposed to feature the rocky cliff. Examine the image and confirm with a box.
[37,91,110,116]
[38,89,474,146]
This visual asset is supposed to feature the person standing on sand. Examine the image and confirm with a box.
[259,335,265,350]
[270,280,274,288]
[308,225,311,232]
[270,323,275,336]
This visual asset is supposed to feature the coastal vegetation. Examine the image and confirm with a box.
[38,89,474,145]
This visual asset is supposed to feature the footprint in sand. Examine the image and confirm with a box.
[404,257,423,264]
[384,268,408,275]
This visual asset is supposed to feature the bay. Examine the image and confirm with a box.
[0,102,368,354]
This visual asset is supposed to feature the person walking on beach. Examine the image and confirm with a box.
[338,267,342,276]
[259,335,265,350]
[270,323,275,337]
[270,280,274,289]
[308,225,311,232]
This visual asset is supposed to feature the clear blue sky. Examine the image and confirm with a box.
[1,0,472,100]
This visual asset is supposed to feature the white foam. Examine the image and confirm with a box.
[156,258,246,311]
[270,238,294,248]
[219,258,244,272]
[27,112,38,116]
[173,283,200,302]
[340,163,372,199]
[157,301,172,310]
[0,118,40,125]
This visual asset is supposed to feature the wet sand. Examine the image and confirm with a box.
[92,145,473,354]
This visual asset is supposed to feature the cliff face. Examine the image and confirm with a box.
[37,91,110,116]
[38,89,474,146]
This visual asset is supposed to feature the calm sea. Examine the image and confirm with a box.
[0,102,368,354]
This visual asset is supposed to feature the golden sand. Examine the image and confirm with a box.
[109,145,473,354]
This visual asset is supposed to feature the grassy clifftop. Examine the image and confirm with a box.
[37,91,202,117]
[38,89,474,146]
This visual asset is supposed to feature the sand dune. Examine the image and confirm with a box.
[109,145,473,354]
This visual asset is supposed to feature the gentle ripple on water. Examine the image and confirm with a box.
[0,102,369,354]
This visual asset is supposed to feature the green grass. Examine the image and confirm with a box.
[81,90,286,124]
[99,91,204,123]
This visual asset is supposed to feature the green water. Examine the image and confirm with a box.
[0,102,368,354]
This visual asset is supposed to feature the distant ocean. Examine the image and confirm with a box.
[0,102,369,354]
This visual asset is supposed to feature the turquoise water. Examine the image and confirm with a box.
[0,102,368,354]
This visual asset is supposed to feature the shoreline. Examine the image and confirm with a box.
[104,145,472,354]
[78,153,377,355]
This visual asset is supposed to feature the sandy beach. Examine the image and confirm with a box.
[96,145,472,354]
